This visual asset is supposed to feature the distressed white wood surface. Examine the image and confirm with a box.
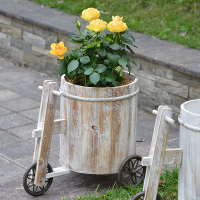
[33,80,53,163]
[142,148,182,166]
[179,99,200,200]
[33,81,58,187]
[32,119,67,138]
[46,166,71,178]
[60,71,139,174]
[143,106,173,200]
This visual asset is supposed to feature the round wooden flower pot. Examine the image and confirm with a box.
[178,99,200,199]
[59,71,139,174]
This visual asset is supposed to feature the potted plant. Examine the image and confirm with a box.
[50,8,140,175]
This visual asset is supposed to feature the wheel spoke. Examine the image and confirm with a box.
[28,183,34,188]
[132,159,137,169]
[131,175,136,185]
[123,165,129,172]
[135,171,143,178]
[27,176,34,181]
[133,159,139,169]
[28,181,34,186]
[35,186,38,192]
[39,186,45,190]
[128,159,134,169]
[135,165,143,172]
[33,185,35,192]
[122,172,131,180]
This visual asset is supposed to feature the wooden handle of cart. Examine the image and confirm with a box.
[34,81,59,187]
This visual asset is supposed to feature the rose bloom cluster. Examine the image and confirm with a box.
[50,8,128,59]
[82,8,128,33]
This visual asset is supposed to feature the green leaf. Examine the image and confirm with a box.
[101,78,107,86]
[119,58,128,66]
[112,81,119,87]
[90,72,100,85]
[105,74,116,82]
[82,29,89,38]
[103,40,110,46]
[127,62,132,72]
[105,29,112,34]
[107,54,121,66]
[84,67,93,75]
[78,69,84,75]
[95,64,107,73]
[71,36,84,42]
[80,56,91,64]
[116,66,123,77]
[58,59,67,76]
[68,60,79,73]
[97,48,107,57]
[71,50,81,59]
[126,45,135,54]
[104,59,110,65]
[109,43,121,50]
[86,48,95,56]
[123,38,134,46]
[122,54,130,62]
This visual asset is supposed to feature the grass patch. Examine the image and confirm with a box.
[29,0,200,50]
[63,166,178,200]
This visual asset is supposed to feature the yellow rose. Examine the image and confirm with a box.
[50,42,67,59]
[81,8,100,21]
[107,21,128,33]
[112,16,123,22]
[86,19,107,32]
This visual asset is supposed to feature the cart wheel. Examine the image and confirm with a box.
[132,191,163,200]
[23,162,53,196]
[118,155,145,187]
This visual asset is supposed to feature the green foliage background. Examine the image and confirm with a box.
[30,0,200,50]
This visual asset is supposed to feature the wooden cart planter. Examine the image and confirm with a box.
[23,71,146,196]
[133,100,200,200]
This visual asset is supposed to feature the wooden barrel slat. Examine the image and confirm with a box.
[59,71,138,174]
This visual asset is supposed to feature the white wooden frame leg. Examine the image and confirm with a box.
[142,106,173,200]
[33,81,58,187]
[33,80,52,163]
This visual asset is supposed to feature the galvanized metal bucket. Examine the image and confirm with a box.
[59,71,139,174]
[178,99,200,199]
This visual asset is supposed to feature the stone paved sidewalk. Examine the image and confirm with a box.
[0,57,179,199]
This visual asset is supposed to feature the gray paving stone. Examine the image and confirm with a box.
[12,83,45,102]
[51,135,60,151]
[16,153,60,170]
[50,148,60,157]
[0,140,34,161]
[19,107,39,122]
[0,130,20,146]
[0,113,33,129]
[0,65,46,89]
[0,155,10,165]
[0,88,21,102]
[0,162,24,184]
[0,105,11,116]
[7,122,36,140]
[0,97,39,112]
[19,107,60,122]
[0,171,119,200]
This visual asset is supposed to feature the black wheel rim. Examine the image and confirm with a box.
[132,191,163,200]
[23,162,53,196]
[118,155,145,187]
